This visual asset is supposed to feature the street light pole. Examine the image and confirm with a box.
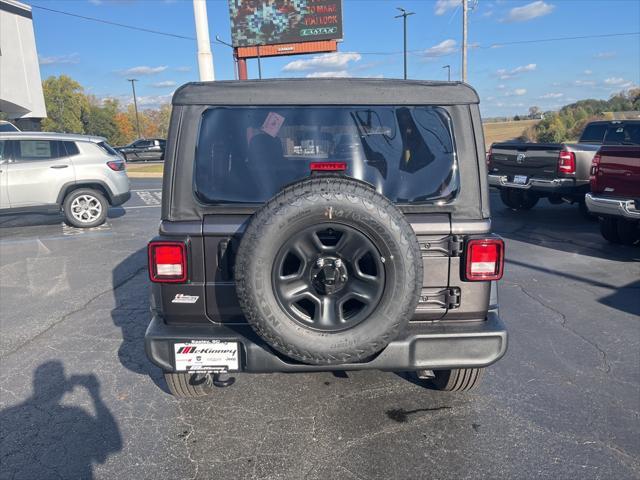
[127,78,142,139]
[442,64,451,81]
[395,7,415,80]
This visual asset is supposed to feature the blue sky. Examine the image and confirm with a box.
[33,0,640,117]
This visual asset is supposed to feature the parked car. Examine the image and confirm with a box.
[144,79,507,398]
[0,121,20,132]
[586,145,640,245]
[0,132,130,227]
[488,120,640,212]
[116,138,165,162]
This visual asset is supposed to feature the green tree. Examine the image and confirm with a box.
[83,96,120,144]
[41,75,88,133]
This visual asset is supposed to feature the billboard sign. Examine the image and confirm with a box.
[228,0,343,48]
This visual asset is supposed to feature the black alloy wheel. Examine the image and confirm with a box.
[272,224,385,332]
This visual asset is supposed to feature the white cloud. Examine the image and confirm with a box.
[594,51,616,59]
[497,84,506,89]
[39,53,80,65]
[283,52,361,72]
[574,80,596,86]
[496,63,536,79]
[434,0,460,15]
[512,63,537,73]
[583,69,592,75]
[306,71,350,78]
[137,93,173,107]
[539,92,564,99]
[423,39,457,58]
[505,88,527,96]
[604,77,626,85]
[503,1,555,22]
[150,80,177,88]
[119,65,168,76]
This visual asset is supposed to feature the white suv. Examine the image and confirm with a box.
[0,132,130,228]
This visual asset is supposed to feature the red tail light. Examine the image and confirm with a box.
[486,146,493,169]
[148,241,187,283]
[107,160,126,171]
[310,162,347,171]
[590,152,602,190]
[558,150,576,175]
[464,238,504,281]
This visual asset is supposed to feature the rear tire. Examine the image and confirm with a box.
[500,189,539,211]
[427,368,484,392]
[599,218,621,244]
[616,219,639,246]
[63,188,108,228]
[164,372,213,398]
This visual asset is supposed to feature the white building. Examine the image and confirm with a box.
[0,0,46,128]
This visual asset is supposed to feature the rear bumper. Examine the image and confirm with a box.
[144,311,507,373]
[488,174,579,193]
[110,191,131,206]
[585,193,640,220]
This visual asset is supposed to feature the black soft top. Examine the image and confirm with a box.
[172,78,480,106]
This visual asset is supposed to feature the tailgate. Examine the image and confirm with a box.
[596,147,640,198]
[490,143,561,179]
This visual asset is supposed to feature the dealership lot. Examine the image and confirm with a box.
[0,179,638,479]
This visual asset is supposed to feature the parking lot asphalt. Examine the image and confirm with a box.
[1,178,638,480]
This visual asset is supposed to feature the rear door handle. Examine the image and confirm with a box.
[50,165,69,169]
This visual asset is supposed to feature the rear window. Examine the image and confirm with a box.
[194,106,459,204]
[580,124,608,143]
[580,123,640,145]
[96,141,119,156]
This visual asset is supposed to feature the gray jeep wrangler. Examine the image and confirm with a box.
[144,79,507,398]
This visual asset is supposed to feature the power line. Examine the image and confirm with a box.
[480,31,640,49]
[357,31,640,56]
[31,4,197,41]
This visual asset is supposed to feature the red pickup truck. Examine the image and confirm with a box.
[585,145,640,245]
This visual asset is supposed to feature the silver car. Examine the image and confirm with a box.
[0,132,130,228]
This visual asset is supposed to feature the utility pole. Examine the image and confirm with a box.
[127,79,141,139]
[395,7,415,80]
[462,0,468,82]
[193,0,215,81]
[443,64,451,81]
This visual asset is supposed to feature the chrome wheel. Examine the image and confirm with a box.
[70,194,102,223]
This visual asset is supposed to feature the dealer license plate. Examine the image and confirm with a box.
[174,340,239,372]
[513,175,528,185]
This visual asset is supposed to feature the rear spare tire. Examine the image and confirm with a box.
[235,176,423,365]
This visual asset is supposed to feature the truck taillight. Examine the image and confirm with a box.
[558,150,576,175]
[486,147,493,169]
[148,241,187,283]
[464,238,504,281]
[590,153,601,177]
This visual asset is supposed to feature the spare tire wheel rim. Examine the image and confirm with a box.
[272,223,385,332]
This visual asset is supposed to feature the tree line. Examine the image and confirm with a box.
[40,75,171,147]
[526,88,640,143]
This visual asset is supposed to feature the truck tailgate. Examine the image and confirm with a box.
[490,143,561,179]
[594,146,640,198]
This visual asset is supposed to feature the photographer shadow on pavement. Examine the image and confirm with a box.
[0,361,122,479]
[111,248,168,393]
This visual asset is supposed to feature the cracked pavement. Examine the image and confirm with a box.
[1,181,638,479]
